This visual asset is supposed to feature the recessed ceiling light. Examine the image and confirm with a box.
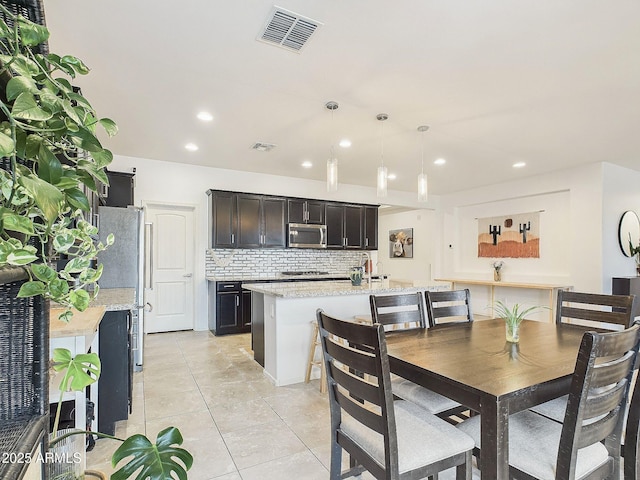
[513,161,526,168]
[339,139,351,148]
[185,143,199,152]
[197,111,213,122]
[434,158,446,166]
[301,161,312,168]
[387,173,397,180]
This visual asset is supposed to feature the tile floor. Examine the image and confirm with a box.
[87,330,339,480]
[87,330,471,479]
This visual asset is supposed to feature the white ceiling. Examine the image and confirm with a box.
[42,1,640,196]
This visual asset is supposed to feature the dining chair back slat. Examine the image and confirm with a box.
[329,363,381,406]
[324,335,379,378]
[556,290,637,329]
[335,388,386,435]
[425,289,473,327]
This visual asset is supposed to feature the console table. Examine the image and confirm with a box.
[434,278,573,322]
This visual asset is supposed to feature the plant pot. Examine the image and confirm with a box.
[48,429,86,480]
[349,267,363,286]
[505,322,520,343]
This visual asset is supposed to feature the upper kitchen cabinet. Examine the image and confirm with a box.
[363,206,379,250]
[326,203,364,249]
[209,190,236,248]
[208,191,287,248]
[288,199,325,224]
[103,170,135,207]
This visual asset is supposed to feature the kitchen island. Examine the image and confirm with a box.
[243,279,448,386]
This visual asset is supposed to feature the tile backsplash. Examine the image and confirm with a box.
[206,248,369,279]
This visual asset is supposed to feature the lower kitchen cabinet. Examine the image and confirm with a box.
[98,310,132,436]
[209,281,251,335]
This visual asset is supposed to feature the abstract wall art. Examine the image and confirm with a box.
[478,212,540,258]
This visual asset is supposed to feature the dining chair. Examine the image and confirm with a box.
[458,323,640,480]
[316,309,474,480]
[424,289,474,327]
[369,293,463,417]
[624,368,640,480]
[529,290,637,422]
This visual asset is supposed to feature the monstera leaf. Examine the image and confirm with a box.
[111,427,193,480]
[51,348,100,392]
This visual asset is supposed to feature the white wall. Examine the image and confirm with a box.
[438,162,604,291]
[602,163,640,291]
[377,209,436,282]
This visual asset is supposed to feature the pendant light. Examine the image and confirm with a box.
[326,101,339,192]
[417,125,429,202]
[376,113,388,198]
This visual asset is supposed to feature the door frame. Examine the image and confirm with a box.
[142,200,197,332]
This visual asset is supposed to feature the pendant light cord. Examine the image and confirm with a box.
[380,120,385,168]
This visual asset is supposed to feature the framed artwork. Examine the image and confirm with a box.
[389,228,413,258]
[478,211,540,258]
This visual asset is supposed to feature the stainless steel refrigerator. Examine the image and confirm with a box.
[97,206,146,371]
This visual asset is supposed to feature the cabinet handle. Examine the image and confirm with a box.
[236,297,239,307]
[365,238,369,247]
[222,285,235,288]
[231,233,235,244]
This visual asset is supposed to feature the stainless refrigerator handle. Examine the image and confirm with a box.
[145,222,154,290]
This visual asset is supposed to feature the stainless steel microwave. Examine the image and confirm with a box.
[288,223,327,248]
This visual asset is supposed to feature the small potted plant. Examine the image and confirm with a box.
[493,300,547,343]
[491,260,504,282]
[628,234,640,276]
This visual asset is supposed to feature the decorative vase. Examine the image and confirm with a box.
[349,267,363,286]
[505,322,520,343]
[494,269,502,282]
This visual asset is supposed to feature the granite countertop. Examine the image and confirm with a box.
[91,287,137,311]
[241,279,449,298]
[207,273,352,282]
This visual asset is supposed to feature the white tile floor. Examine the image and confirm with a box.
[87,330,338,480]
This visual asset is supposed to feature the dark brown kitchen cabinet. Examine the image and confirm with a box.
[208,191,287,248]
[363,206,379,250]
[209,191,236,248]
[212,281,251,335]
[326,203,364,249]
[288,199,325,224]
[262,197,287,247]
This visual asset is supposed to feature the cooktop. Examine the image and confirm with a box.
[280,271,330,276]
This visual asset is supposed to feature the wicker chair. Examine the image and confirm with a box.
[0,267,49,480]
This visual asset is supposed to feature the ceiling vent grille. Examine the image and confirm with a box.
[251,142,277,152]
[257,6,322,53]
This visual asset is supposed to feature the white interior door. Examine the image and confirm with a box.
[144,203,195,333]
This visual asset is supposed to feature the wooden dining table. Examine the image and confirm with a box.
[384,318,593,479]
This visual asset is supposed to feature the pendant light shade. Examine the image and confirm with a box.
[417,125,429,202]
[377,166,388,197]
[376,113,389,198]
[327,157,338,192]
[326,101,339,192]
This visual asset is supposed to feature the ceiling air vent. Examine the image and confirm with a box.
[257,6,322,53]
[251,142,277,152]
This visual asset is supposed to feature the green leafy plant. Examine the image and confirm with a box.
[628,233,640,262]
[493,300,547,329]
[49,348,193,480]
[0,5,116,318]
